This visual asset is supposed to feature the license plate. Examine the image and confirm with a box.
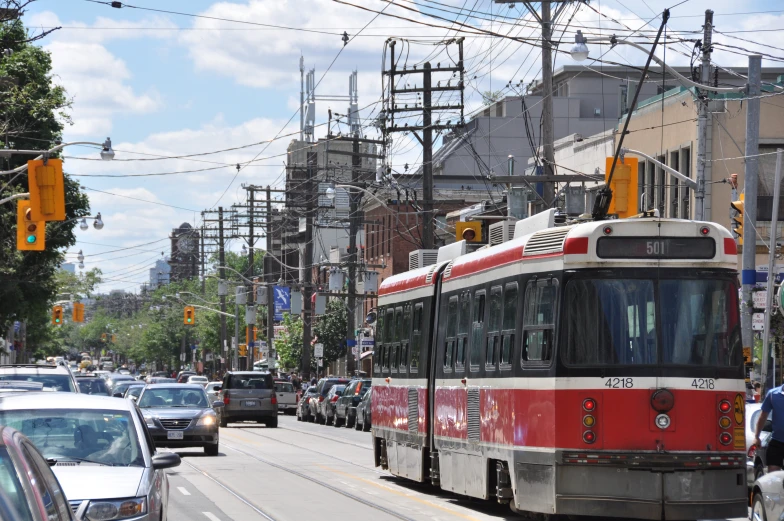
[167,431,184,440]
[244,401,256,407]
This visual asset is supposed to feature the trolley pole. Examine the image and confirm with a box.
[762,149,783,389]
[742,55,761,381]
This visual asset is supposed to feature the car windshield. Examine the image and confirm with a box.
[126,387,143,398]
[561,277,741,367]
[77,379,109,396]
[0,409,144,467]
[229,374,271,389]
[0,374,75,392]
[139,388,209,408]
[275,382,294,393]
[333,385,346,395]
[0,446,32,521]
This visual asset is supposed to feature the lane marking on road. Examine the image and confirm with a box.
[177,487,191,496]
[203,513,221,521]
[318,465,484,521]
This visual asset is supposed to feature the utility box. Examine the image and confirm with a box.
[363,272,379,293]
[291,291,302,314]
[235,286,247,305]
[315,294,327,315]
[328,269,345,291]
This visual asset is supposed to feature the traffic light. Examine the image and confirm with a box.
[101,333,107,342]
[111,334,117,343]
[183,306,195,325]
[456,221,482,243]
[731,194,744,245]
[16,200,45,251]
[605,156,639,218]
[239,344,248,357]
[72,302,85,323]
[27,159,66,222]
[51,305,63,325]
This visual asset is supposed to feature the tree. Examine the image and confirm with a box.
[313,298,348,366]
[0,15,87,353]
[274,313,302,371]
[481,90,504,106]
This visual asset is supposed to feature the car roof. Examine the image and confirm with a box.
[0,364,72,375]
[188,376,207,379]
[145,383,205,390]
[227,371,271,375]
[0,392,135,411]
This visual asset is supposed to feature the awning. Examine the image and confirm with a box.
[360,350,373,360]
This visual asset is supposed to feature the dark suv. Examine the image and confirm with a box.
[219,371,277,427]
[334,378,371,428]
[307,377,350,424]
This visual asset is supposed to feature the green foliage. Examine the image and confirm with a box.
[481,90,504,106]
[274,312,303,371]
[313,298,347,365]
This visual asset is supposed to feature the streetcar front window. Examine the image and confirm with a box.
[561,277,740,367]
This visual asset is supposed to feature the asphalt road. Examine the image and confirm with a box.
[165,414,749,521]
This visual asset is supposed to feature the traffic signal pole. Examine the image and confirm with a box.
[742,55,761,379]
[762,149,783,389]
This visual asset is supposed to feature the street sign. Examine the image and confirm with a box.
[753,290,768,309]
[273,286,291,321]
[314,343,324,358]
[753,313,765,331]
[317,359,323,367]
[352,346,359,356]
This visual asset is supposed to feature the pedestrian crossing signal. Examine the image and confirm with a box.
[184,306,195,325]
[72,302,85,323]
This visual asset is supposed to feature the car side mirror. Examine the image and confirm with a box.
[130,395,138,402]
[215,386,222,392]
[152,453,181,470]
[113,392,124,398]
[213,401,225,408]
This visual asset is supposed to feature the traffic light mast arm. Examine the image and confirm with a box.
[0,192,29,205]
[620,148,698,189]
[179,302,236,319]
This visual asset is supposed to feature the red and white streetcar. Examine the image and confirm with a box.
[371,214,747,520]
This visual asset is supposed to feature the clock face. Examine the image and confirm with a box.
[177,236,195,254]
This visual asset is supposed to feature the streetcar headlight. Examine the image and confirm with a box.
[655,413,671,430]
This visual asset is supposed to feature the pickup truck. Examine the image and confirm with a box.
[274,380,297,415]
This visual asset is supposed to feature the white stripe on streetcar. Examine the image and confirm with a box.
[177,487,191,496]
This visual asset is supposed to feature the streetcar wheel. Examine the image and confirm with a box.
[753,493,767,521]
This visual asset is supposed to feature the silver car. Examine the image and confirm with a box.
[0,392,181,521]
[274,381,298,415]
[218,371,277,427]
[753,469,784,521]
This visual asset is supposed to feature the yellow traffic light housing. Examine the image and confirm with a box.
[731,194,744,245]
[605,156,639,219]
[111,334,117,343]
[101,333,107,342]
[16,200,45,251]
[184,306,195,325]
[456,221,483,243]
[239,344,248,357]
[28,159,66,222]
[52,305,63,325]
[72,302,85,323]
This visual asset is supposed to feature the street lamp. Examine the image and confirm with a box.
[93,212,104,230]
[77,250,84,263]
[241,244,248,256]
[100,138,115,161]
[570,30,590,62]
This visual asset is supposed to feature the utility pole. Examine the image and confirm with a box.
[742,54,762,372]
[695,9,714,221]
[218,206,228,372]
[301,150,316,381]
[382,38,464,249]
[540,0,556,207]
[300,55,305,142]
[266,186,275,369]
[247,187,255,368]
[346,136,361,376]
[200,221,206,295]
[762,150,783,389]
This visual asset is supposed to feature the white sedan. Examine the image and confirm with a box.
[753,470,784,521]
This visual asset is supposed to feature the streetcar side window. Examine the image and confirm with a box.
[375,307,384,374]
[486,286,503,369]
[470,291,485,371]
[455,292,471,371]
[400,303,411,374]
[391,307,403,373]
[411,302,423,373]
[444,296,458,370]
[500,282,518,367]
[522,279,557,363]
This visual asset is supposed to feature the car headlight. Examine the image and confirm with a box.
[143,415,156,428]
[197,414,216,426]
[86,497,146,520]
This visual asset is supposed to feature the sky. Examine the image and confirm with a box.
[23,0,784,292]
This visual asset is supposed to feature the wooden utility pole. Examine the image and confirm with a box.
[266,186,275,368]
[218,206,228,371]
[301,151,317,380]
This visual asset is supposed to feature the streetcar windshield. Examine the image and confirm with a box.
[562,278,740,367]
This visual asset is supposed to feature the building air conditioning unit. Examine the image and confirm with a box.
[488,221,516,246]
[409,249,439,271]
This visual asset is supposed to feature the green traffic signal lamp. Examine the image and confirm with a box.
[55,318,60,323]
[26,235,36,244]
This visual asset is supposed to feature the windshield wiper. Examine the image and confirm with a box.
[46,457,111,467]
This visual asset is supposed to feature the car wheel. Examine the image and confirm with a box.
[355,416,362,430]
[363,414,371,432]
[205,442,219,456]
[755,464,765,481]
[753,492,767,521]
[219,415,228,428]
[266,416,278,428]
[346,413,354,429]
[297,409,302,421]
[334,415,343,427]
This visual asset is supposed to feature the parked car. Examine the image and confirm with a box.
[125,384,144,402]
[176,371,197,384]
[752,469,784,521]
[0,363,79,392]
[297,386,319,422]
[187,375,209,387]
[334,378,371,428]
[219,371,277,428]
[75,377,110,396]
[355,387,372,431]
[321,384,347,426]
[274,380,298,415]
[205,381,222,400]
[0,426,76,521]
[111,381,145,398]
[307,377,350,424]
[0,392,181,521]
[138,384,223,456]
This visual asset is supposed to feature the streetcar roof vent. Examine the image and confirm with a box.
[514,208,556,239]
[409,249,439,271]
[425,262,448,285]
[443,260,455,279]
[523,226,573,256]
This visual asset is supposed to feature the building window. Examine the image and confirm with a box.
[681,147,691,219]
[669,150,680,218]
